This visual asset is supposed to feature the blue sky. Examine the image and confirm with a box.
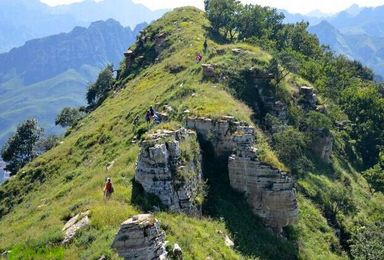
[41,0,384,14]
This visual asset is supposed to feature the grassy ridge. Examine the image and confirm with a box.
[0,7,383,260]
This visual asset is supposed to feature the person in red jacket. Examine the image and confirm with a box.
[103,178,114,199]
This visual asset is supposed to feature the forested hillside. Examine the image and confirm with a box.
[0,3,383,259]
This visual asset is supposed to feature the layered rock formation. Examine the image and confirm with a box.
[228,158,297,232]
[111,214,167,260]
[135,128,202,214]
[187,117,298,232]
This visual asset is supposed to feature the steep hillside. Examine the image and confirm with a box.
[0,19,142,147]
[0,7,383,260]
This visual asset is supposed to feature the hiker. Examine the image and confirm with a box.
[195,53,202,63]
[145,110,151,122]
[203,38,208,52]
[103,178,114,199]
[153,113,161,124]
[149,106,156,117]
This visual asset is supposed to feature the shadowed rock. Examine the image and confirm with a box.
[111,214,167,260]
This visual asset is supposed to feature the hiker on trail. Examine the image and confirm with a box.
[149,106,156,117]
[153,113,161,124]
[104,178,114,199]
[195,53,203,63]
[203,38,208,53]
[145,110,151,122]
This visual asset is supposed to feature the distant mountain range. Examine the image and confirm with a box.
[0,19,143,146]
[0,0,166,53]
[283,4,384,80]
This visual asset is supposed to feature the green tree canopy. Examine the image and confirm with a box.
[1,119,43,175]
[86,65,115,107]
[55,107,84,128]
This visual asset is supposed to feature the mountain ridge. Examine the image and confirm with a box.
[0,19,141,147]
[0,6,383,259]
[0,0,166,53]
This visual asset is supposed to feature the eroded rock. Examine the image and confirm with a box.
[228,158,297,232]
[155,33,168,54]
[135,128,203,214]
[62,210,90,244]
[111,214,167,260]
[186,117,298,232]
[311,130,333,164]
[202,64,216,78]
[299,86,317,110]
[124,50,134,69]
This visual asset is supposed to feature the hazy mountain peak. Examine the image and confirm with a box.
[344,4,362,16]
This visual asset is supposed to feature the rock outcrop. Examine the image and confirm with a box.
[62,210,90,244]
[311,130,333,164]
[111,214,167,260]
[135,128,203,214]
[124,49,135,69]
[186,117,298,232]
[299,86,317,110]
[228,158,297,232]
[202,64,216,78]
[186,116,247,157]
[154,33,168,54]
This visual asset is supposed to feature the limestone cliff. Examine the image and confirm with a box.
[135,128,203,214]
[187,116,298,231]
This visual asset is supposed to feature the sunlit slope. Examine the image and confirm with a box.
[0,7,382,260]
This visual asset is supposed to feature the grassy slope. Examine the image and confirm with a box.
[0,7,383,260]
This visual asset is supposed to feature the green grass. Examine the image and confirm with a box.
[0,6,383,260]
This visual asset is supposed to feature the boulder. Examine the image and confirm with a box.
[111,214,167,260]
[232,48,242,55]
[172,243,183,260]
[224,235,234,248]
[62,210,90,244]
[202,64,216,78]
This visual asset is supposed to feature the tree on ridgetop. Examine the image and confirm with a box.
[1,119,43,175]
[204,0,241,40]
[55,107,84,128]
[86,65,115,107]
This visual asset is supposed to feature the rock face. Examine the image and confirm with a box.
[62,210,90,244]
[186,117,298,232]
[154,33,168,54]
[228,158,297,232]
[202,64,216,78]
[124,49,135,69]
[311,130,333,164]
[135,128,202,214]
[111,214,167,260]
[299,86,317,110]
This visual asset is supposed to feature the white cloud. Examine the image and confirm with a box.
[41,0,384,14]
